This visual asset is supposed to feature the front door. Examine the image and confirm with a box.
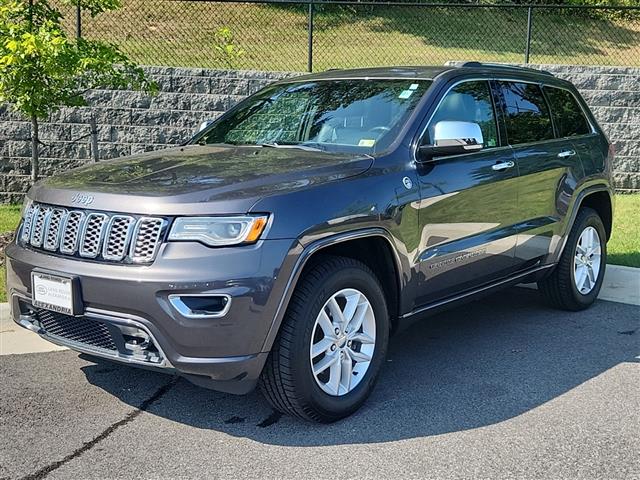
[414,80,520,306]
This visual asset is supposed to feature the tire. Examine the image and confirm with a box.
[259,255,389,423]
[538,207,607,311]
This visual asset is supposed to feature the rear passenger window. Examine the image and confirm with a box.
[543,86,591,138]
[498,82,554,145]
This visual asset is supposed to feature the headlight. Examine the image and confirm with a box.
[20,197,33,218]
[168,215,269,247]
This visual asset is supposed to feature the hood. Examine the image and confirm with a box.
[30,145,374,215]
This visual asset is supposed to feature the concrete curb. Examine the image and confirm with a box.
[521,264,639,307]
[598,264,640,306]
[1,264,638,356]
[0,302,66,356]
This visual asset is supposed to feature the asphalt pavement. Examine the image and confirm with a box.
[1,287,638,480]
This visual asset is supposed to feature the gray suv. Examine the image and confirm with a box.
[6,63,614,422]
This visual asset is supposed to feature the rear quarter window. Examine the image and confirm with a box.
[497,81,554,145]
[543,86,592,138]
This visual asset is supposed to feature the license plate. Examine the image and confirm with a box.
[31,272,79,316]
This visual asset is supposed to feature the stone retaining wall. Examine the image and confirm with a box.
[1,64,638,202]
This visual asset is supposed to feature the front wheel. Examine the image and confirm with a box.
[538,207,607,311]
[260,255,389,423]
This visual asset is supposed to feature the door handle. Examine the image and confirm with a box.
[492,161,515,171]
[558,150,576,158]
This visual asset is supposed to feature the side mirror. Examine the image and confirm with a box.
[197,119,214,133]
[418,121,484,161]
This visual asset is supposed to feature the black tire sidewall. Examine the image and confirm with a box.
[566,210,607,307]
[289,263,389,421]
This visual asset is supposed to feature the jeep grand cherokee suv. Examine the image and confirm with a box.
[6,63,614,422]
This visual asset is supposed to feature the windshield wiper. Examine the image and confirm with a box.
[258,142,323,152]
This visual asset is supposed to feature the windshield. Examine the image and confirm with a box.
[193,79,431,154]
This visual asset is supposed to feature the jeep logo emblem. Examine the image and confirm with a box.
[71,193,94,206]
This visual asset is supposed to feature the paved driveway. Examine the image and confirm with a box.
[1,288,638,480]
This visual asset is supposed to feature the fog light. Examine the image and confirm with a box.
[120,325,150,351]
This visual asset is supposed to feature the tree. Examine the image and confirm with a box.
[0,0,157,182]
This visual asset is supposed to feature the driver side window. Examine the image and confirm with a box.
[426,81,499,149]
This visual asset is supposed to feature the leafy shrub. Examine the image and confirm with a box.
[212,27,246,69]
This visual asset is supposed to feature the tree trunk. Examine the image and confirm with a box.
[31,115,39,183]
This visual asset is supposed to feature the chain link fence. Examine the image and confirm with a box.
[59,1,640,71]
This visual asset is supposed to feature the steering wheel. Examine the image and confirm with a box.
[368,126,390,134]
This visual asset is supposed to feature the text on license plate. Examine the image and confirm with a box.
[31,272,75,315]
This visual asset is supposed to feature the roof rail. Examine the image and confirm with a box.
[459,61,554,77]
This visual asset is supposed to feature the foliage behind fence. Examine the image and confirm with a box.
[58,1,640,71]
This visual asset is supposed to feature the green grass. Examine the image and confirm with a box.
[0,205,20,233]
[0,196,638,302]
[0,205,21,303]
[58,2,640,71]
[608,194,640,268]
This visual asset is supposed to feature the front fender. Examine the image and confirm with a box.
[258,228,405,353]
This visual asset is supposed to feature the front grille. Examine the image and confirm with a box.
[36,309,117,352]
[19,202,167,264]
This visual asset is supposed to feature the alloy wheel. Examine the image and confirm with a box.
[309,288,376,396]
[573,226,602,295]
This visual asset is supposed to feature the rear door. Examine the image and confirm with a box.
[494,80,585,268]
[414,80,520,306]
[542,85,603,176]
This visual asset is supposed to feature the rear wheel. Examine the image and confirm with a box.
[260,255,389,423]
[538,207,607,311]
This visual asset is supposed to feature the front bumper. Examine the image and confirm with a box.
[6,238,299,394]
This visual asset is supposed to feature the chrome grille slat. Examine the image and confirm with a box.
[29,206,50,248]
[20,203,37,243]
[79,213,109,258]
[103,215,135,261]
[19,202,165,264]
[60,211,85,255]
[43,208,67,251]
[130,217,166,263]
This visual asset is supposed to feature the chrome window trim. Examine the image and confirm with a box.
[168,294,233,319]
[102,215,136,262]
[412,76,596,163]
[278,76,436,83]
[79,213,109,258]
[498,134,598,151]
